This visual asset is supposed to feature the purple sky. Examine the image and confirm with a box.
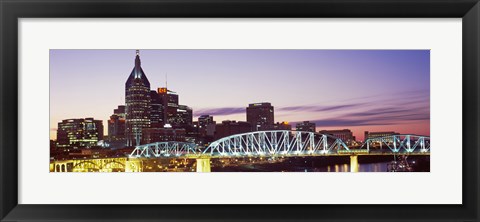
[50,49,430,141]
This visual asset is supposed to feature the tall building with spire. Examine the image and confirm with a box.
[125,50,151,146]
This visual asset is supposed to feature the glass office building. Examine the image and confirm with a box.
[125,50,151,146]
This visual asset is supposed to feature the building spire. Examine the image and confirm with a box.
[135,50,141,68]
[165,73,168,89]
[134,50,141,78]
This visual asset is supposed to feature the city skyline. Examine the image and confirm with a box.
[50,49,430,141]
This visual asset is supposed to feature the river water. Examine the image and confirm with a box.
[143,156,429,172]
[214,161,394,172]
[305,162,388,172]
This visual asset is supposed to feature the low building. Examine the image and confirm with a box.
[319,129,356,143]
[295,121,316,132]
[215,120,252,139]
[364,131,399,141]
[142,127,186,144]
[204,124,216,137]
[256,121,291,131]
[271,122,292,131]
[197,115,216,138]
[173,105,193,128]
[189,120,214,145]
[108,105,126,148]
[57,118,104,148]
[198,115,215,127]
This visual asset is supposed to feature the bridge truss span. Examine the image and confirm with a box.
[203,130,350,157]
[129,141,197,158]
[361,134,430,153]
[128,131,430,160]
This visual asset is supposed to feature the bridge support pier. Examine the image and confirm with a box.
[125,159,143,172]
[350,155,359,172]
[53,163,68,172]
[196,158,211,172]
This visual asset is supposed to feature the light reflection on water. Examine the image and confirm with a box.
[314,162,388,172]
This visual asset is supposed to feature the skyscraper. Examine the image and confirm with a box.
[157,87,178,127]
[150,90,164,128]
[125,50,151,146]
[246,102,274,131]
[156,87,192,129]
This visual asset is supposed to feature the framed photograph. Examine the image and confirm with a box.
[1,0,479,221]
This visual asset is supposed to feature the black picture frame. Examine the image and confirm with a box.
[1,0,479,221]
